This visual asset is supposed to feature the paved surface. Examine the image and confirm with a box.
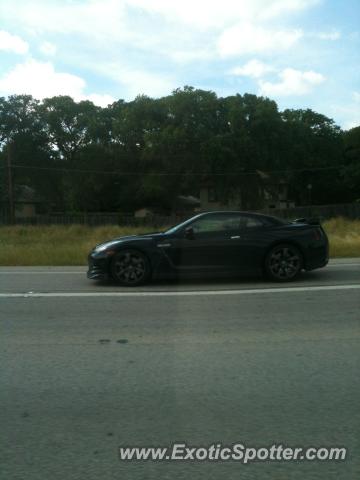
[1,259,360,479]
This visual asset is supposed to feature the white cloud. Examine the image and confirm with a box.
[0,0,322,70]
[0,58,170,104]
[0,59,114,106]
[316,30,341,40]
[260,0,321,20]
[229,59,275,78]
[0,59,85,98]
[86,93,115,107]
[218,24,303,56]
[259,68,325,96]
[0,30,29,54]
[130,0,320,28]
[330,104,360,130]
[88,62,174,99]
[2,0,127,37]
[1,0,319,34]
[169,49,213,63]
[120,70,173,98]
[344,120,360,130]
[333,94,360,129]
[39,41,57,56]
[129,0,254,29]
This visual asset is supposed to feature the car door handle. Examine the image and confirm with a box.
[230,235,241,239]
[157,243,172,248]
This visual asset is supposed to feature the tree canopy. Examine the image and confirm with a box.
[0,88,358,214]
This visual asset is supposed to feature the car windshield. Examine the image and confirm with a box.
[164,215,202,234]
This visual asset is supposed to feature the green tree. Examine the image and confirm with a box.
[281,108,344,204]
[343,126,360,200]
[0,95,60,215]
[40,96,107,211]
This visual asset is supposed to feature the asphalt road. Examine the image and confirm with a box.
[1,259,360,479]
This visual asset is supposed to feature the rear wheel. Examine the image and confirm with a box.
[110,249,151,286]
[265,244,303,282]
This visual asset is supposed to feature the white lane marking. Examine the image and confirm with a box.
[1,284,360,298]
[327,263,360,267]
[0,263,359,274]
[0,271,85,274]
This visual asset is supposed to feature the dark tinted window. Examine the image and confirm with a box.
[191,214,241,233]
[240,216,268,229]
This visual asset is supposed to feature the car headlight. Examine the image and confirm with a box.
[95,241,118,253]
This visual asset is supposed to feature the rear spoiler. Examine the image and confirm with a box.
[292,217,321,225]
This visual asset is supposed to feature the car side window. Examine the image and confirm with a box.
[239,216,267,229]
[191,215,241,233]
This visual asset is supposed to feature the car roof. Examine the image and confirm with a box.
[196,210,283,222]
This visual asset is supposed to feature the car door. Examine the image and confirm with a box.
[226,214,273,271]
[162,213,247,273]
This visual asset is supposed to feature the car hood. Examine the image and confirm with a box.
[94,232,165,251]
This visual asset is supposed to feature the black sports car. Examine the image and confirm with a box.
[87,211,329,286]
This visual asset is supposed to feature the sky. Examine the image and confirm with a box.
[0,0,359,129]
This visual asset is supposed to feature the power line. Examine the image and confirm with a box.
[5,163,346,177]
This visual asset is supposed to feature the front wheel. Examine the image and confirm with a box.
[264,244,303,282]
[110,249,151,286]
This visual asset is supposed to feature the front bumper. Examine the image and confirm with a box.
[87,252,111,280]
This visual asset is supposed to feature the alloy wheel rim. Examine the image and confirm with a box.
[269,246,301,280]
[114,252,146,284]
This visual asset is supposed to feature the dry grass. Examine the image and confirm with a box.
[0,224,155,266]
[323,217,360,258]
[0,217,359,266]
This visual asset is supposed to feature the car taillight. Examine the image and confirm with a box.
[313,228,323,241]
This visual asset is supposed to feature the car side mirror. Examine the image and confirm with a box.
[184,226,195,240]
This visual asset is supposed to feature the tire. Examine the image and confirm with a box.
[110,249,151,286]
[264,244,303,282]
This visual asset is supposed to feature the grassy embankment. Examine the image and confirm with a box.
[0,217,359,266]
[324,217,360,258]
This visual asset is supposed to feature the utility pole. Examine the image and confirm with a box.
[7,141,14,224]
[307,183,312,206]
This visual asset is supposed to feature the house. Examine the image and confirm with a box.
[134,195,200,218]
[172,195,200,215]
[257,170,295,210]
[14,185,45,218]
[199,181,242,211]
[134,207,155,219]
[198,171,294,212]
[0,185,44,220]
